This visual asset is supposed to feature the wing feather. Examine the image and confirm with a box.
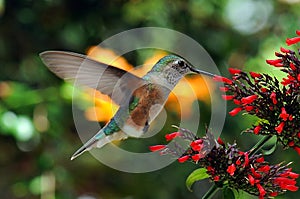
[40,51,145,105]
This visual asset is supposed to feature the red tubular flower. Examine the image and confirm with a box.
[282,184,299,191]
[256,183,266,197]
[279,169,292,177]
[288,74,295,80]
[280,47,290,53]
[222,95,234,100]
[270,92,277,104]
[217,137,224,145]
[258,165,270,172]
[193,139,203,145]
[260,87,267,92]
[178,155,189,163]
[243,152,249,167]
[296,30,300,36]
[275,63,284,67]
[294,146,300,155]
[281,75,295,86]
[219,87,229,92]
[286,37,300,46]
[288,172,300,179]
[191,144,202,151]
[290,62,296,70]
[165,132,181,141]
[233,99,241,105]
[229,107,242,116]
[248,174,255,186]
[213,75,233,84]
[269,192,278,197]
[281,171,300,179]
[227,164,236,176]
[241,95,258,104]
[149,145,166,152]
[274,177,297,187]
[253,125,261,135]
[228,68,242,75]
[256,156,264,163]
[275,122,285,134]
[251,167,261,178]
[206,166,214,172]
[266,59,282,66]
[279,107,289,121]
[190,139,203,151]
[249,71,261,78]
[281,77,293,86]
[192,154,203,162]
[288,141,294,146]
[236,159,241,165]
[213,175,220,182]
[245,106,254,112]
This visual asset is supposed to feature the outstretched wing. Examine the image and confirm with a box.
[40,51,145,105]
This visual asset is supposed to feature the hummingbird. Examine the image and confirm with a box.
[40,51,214,160]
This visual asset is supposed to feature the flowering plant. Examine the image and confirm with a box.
[150,30,300,198]
[214,30,300,154]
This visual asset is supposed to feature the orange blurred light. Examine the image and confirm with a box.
[166,76,211,118]
[0,81,12,98]
[87,46,134,71]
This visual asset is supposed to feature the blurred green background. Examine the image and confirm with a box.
[1,0,300,198]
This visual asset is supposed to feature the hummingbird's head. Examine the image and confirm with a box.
[149,55,213,86]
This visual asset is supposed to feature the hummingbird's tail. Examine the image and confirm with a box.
[70,136,98,160]
[70,131,128,160]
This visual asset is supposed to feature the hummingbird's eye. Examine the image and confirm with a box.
[177,60,185,67]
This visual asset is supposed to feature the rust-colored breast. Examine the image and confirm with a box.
[130,84,164,126]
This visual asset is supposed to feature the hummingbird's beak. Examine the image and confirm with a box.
[190,67,215,77]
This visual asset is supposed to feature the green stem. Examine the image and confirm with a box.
[202,184,219,199]
[248,135,273,156]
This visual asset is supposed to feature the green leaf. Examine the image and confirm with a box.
[256,119,270,125]
[223,187,235,199]
[186,168,210,192]
[232,189,255,199]
[262,141,277,155]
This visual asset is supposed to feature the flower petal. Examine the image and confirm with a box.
[229,107,242,116]
[228,68,242,75]
[286,37,300,46]
[275,122,285,134]
[178,155,189,163]
[227,164,236,176]
[149,145,166,152]
[213,75,233,84]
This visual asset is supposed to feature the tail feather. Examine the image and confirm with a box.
[70,136,98,160]
[70,131,128,160]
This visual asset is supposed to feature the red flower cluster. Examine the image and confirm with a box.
[214,30,300,155]
[150,127,299,198]
[203,143,298,198]
[149,127,213,163]
[149,30,300,199]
